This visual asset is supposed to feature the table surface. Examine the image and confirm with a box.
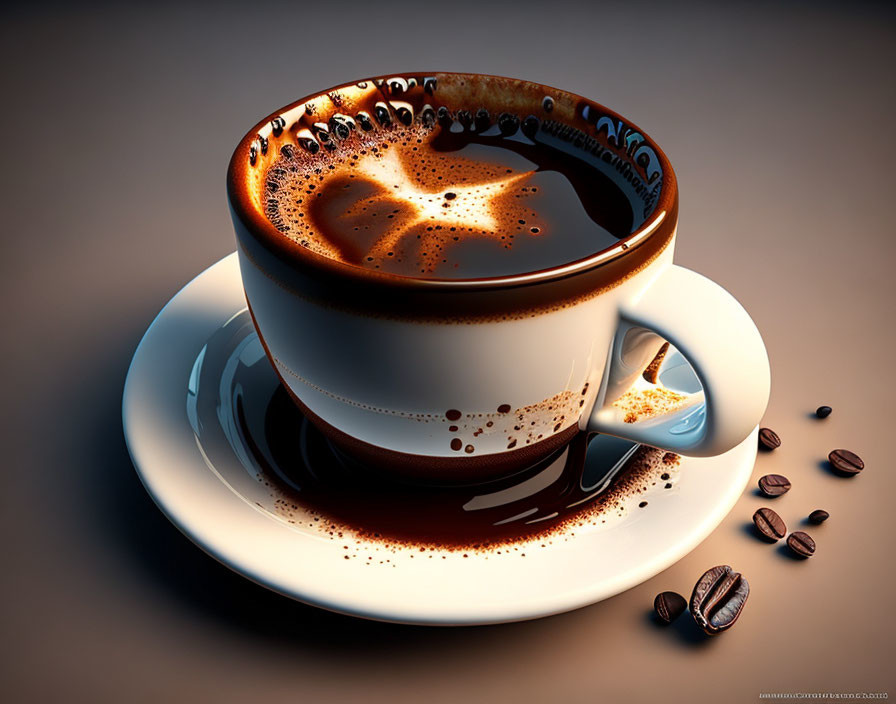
[2,2,894,702]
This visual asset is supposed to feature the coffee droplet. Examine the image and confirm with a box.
[374,102,391,126]
[752,507,786,541]
[423,76,437,94]
[445,409,462,421]
[758,474,791,497]
[521,115,540,139]
[464,444,475,454]
[828,449,863,475]
[497,404,511,414]
[758,427,781,450]
[456,109,473,129]
[654,591,687,625]
[474,108,490,131]
[815,405,832,418]
[356,111,374,131]
[329,115,352,140]
[542,96,554,112]
[437,106,452,127]
[497,112,520,136]
[420,104,436,127]
[808,509,830,524]
[450,438,462,451]
[387,76,408,94]
[786,531,816,558]
[395,105,413,126]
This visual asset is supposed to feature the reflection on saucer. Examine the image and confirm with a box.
[187,311,681,553]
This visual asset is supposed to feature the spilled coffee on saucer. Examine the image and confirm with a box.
[260,75,652,279]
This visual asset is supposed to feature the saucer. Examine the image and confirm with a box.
[123,253,757,626]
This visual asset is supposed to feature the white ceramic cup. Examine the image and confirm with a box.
[227,72,770,484]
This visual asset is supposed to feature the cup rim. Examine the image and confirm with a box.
[227,71,678,292]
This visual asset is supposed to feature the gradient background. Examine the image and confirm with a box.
[2,2,894,702]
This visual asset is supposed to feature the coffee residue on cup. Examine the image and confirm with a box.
[250,386,681,563]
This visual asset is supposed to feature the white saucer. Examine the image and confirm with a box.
[123,253,757,626]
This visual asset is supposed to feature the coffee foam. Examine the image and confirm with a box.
[246,74,666,281]
[264,119,547,276]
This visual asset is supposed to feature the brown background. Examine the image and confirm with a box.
[2,2,894,702]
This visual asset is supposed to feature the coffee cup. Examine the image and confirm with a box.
[226,72,770,484]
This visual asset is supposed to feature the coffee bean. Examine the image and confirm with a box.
[752,507,786,541]
[815,405,832,418]
[654,591,687,625]
[787,531,816,558]
[758,427,781,450]
[808,509,829,524]
[690,565,749,635]
[758,473,791,497]
[828,449,864,475]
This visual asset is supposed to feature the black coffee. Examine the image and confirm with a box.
[262,82,636,279]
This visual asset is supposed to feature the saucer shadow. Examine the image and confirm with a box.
[76,316,569,654]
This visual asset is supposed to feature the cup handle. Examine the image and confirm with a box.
[585,265,770,456]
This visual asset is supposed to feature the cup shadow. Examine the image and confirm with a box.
[74,318,577,655]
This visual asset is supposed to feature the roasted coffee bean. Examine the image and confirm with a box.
[808,509,829,524]
[752,507,786,541]
[758,473,791,497]
[828,449,864,475]
[690,565,750,635]
[815,405,832,418]
[787,531,816,558]
[758,427,781,450]
[654,591,687,625]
